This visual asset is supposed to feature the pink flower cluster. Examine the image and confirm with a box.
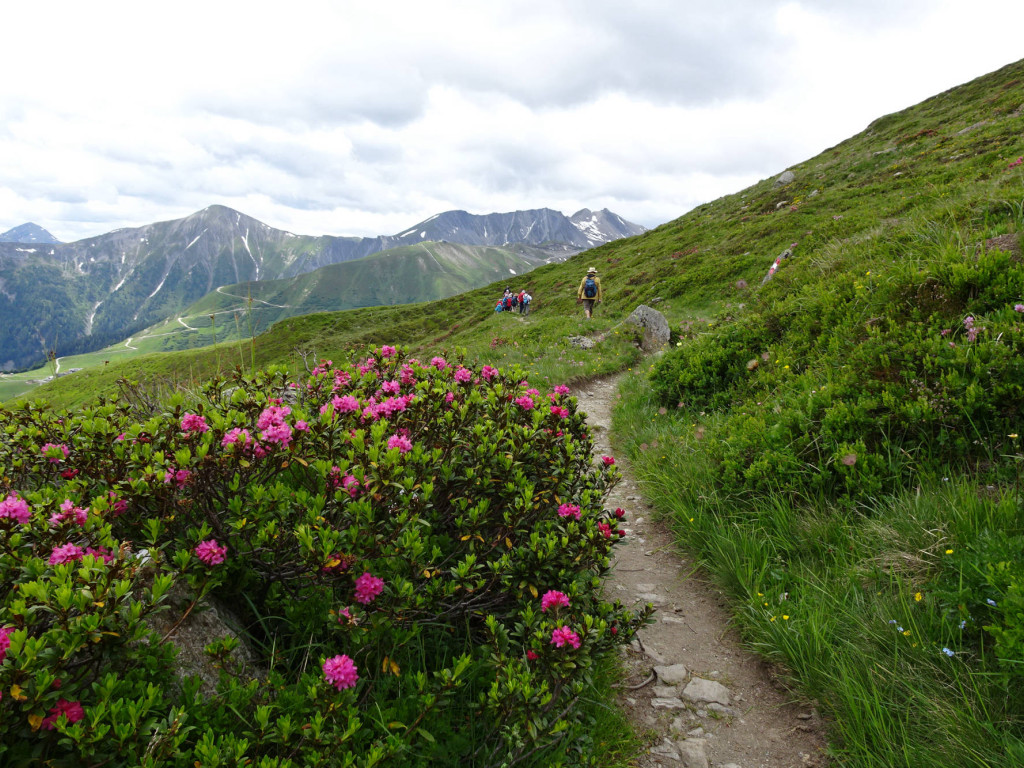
[49,499,88,527]
[41,443,70,463]
[257,405,294,448]
[195,539,227,566]
[515,395,535,410]
[387,434,413,454]
[354,572,385,604]
[550,626,581,649]
[540,590,570,612]
[221,428,254,449]
[964,315,981,342]
[454,367,473,383]
[321,394,361,417]
[380,345,397,358]
[311,359,333,377]
[49,543,84,565]
[430,356,448,370]
[550,406,569,419]
[323,653,359,690]
[363,394,414,421]
[163,467,192,488]
[41,698,85,730]
[0,626,13,662]
[400,364,417,385]
[481,365,498,381]
[557,503,581,520]
[0,493,30,525]
[601,455,615,466]
[1009,156,1023,168]
[180,412,209,435]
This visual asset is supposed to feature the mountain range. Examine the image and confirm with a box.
[0,223,61,244]
[0,205,643,370]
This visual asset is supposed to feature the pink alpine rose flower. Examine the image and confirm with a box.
[180,412,209,435]
[0,493,30,525]
[41,699,85,730]
[515,395,535,410]
[550,626,581,650]
[41,443,70,463]
[387,434,413,454]
[49,543,84,565]
[430,356,448,370]
[481,365,498,381]
[0,626,13,662]
[540,590,570,612]
[353,572,385,604]
[601,455,615,466]
[323,654,359,690]
[195,539,227,566]
[557,503,581,520]
[380,345,397,358]
[550,406,569,419]
[454,367,473,383]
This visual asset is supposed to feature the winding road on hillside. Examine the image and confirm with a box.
[577,375,828,768]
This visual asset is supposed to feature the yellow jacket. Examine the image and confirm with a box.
[577,275,602,301]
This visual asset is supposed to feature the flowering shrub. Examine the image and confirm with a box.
[0,348,648,766]
[651,245,1024,502]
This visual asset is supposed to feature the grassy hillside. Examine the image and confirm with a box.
[10,56,1024,767]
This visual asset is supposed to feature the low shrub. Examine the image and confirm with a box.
[0,347,650,767]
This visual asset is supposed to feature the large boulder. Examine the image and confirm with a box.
[625,305,671,351]
[774,169,796,187]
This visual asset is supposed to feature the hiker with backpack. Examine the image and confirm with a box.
[576,267,602,319]
[518,289,532,315]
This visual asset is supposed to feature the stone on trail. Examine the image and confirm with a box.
[654,685,680,698]
[676,737,710,768]
[682,677,731,706]
[651,697,688,710]
[654,663,690,686]
[650,738,682,761]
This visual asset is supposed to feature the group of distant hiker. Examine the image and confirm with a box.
[495,288,533,315]
[491,266,604,319]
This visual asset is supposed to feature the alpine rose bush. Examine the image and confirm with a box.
[0,346,648,767]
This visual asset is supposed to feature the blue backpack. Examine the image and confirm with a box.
[583,277,597,298]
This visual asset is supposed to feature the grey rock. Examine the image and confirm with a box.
[654,685,680,698]
[676,738,710,768]
[625,304,671,351]
[568,335,596,350]
[719,764,743,768]
[682,677,731,706]
[774,170,796,187]
[654,663,690,685]
[687,727,705,738]
[651,697,688,710]
[650,739,681,760]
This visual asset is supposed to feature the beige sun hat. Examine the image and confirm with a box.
[586,267,597,274]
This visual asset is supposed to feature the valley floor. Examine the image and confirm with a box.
[580,374,829,767]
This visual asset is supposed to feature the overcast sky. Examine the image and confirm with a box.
[2,1,1022,242]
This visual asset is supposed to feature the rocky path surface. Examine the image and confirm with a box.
[577,374,829,768]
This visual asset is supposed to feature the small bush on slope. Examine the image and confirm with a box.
[0,348,650,767]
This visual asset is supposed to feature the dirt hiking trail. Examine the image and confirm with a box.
[577,374,829,768]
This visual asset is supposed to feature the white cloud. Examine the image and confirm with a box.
[1,0,1023,241]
